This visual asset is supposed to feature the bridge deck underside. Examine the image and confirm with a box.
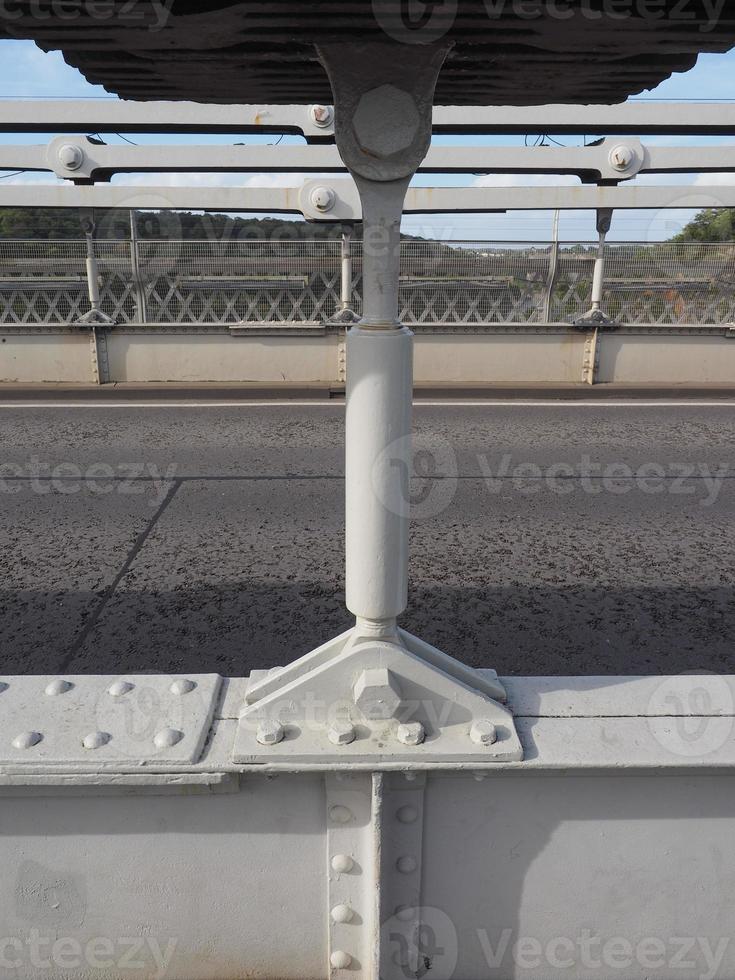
[2,2,735,104]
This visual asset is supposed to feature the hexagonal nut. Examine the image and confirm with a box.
[397,722,425,746]
[353,667,403,721]
[608,144,635,172]
[470,719,497,746]
[352,84,420,159]
[328,721,356,746]
[257,720,285,746]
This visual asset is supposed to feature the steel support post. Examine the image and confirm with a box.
[75,213,115,381]
[574,208,616,334]
[129,209,148,324]
[340,231,353,312]
[542,209,560,323]
[318,42,448,637]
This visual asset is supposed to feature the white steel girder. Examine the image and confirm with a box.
[2,179,735,219]
[3,134,735,183]
[4,100,735,137]
[0,674,734,979]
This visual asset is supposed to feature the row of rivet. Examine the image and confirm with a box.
[328,792,423,971]
[257,718,498,747]
[11,727,185,751]
[0,679,197,698]
[329,800,358,970]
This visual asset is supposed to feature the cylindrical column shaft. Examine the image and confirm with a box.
[84,233,101,311]
[340,232,352,311]
[345,324,412,622]
[591,231,607,311]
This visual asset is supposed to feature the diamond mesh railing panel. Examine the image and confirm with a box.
[396,241,551,324]
[601,242,735,325]
[2,238,735,326]
[138,240,342,324]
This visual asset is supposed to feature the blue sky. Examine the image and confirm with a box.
[1,38,735,242]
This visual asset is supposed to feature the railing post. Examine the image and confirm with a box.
[76,211,116,382]
[340,231,352,311]
[82,217,102,317]
[129,210,148,324]
[542,208,560,322]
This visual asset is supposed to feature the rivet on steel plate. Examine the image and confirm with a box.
[108,681,134,697]
[83,731,111,750]
[154,728,184,749]
[331,904,354,924]
[45,679,73,696]
[331,854,354,873]
[13,732,42,750]
[329,805,353,824]
[397,805,418,824]
[169,678,196,696]
[396,855,418,874]
[330,951,352,970]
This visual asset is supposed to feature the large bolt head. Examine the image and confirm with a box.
[257,720,285,745]
[470,719,498,746]
[309,104,333,128]
[352,84,420,159]
[609,144,635,172]
[310,185,335,213]
[328,721,356,746]
[58,143,84,171]
[397,722,425,746]
[353,667,403,721]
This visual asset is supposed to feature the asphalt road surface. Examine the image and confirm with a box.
[2,401,734,677]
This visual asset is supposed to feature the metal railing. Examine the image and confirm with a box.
[1,238,735,326]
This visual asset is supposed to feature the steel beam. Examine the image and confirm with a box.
[5,137,735,181]
[5,101,735,137]
[2,180,735,218]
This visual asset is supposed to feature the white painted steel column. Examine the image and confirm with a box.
[340,232,352,311]
[317,41,449,634]
[84,232,102,313]
[591,230,606,312]
[345,177,413,627]
[345,323,412,622]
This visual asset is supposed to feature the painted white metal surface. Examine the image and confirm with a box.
[0,676,733,979]
[0,675,221,767]
[10,327,735,386]
[345,327,413,622]
[4,100,735,137]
